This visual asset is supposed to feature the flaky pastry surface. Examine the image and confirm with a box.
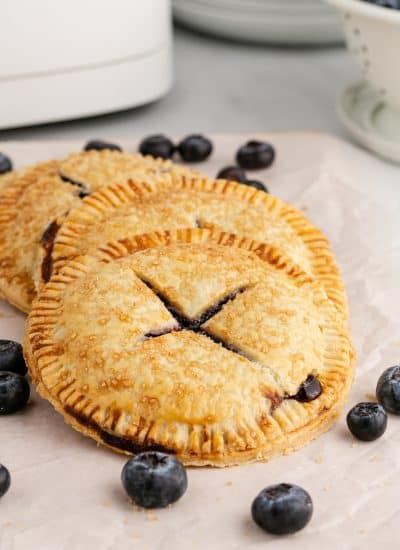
[44,177,347,316]
[0,152,197,312]
[25,229,354,466]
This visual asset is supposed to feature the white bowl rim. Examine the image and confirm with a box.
[326,0,400,24]
[337,80,400,163]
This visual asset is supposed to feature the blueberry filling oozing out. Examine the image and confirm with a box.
[59,173,88,189]
[60,172,92,198]
[140,279,322,404]
[189,287,247,329]
[140,282,262,363]
[141,281,247,336]
[40,220,61,283]
[198,328,256,362]
[61,279,324,453]
[76,190,91,199]
[144,326,181,339]
[293,375,322,402]
[65,405,177,455]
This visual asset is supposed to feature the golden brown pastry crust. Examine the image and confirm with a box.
[59,150,199,189]
[0,152,198,313]
[0,170,24,299]
[25,228,354,467]
[0,161,81,312]
[43,176,347,317]
[0,171,22,193]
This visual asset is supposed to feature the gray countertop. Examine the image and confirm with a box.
[0,26,357,143]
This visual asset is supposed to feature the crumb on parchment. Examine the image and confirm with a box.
[146,511,158,522]
[314,455,324,464]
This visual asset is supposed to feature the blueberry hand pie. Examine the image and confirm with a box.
[0,170,22,193]
[25,228,354,466]
[59,150,199,189]
[0,153,197,312]
[0,161,82,312]
[39,176,347,316]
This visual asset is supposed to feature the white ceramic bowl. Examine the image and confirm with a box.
[173,0,343,45]
[326,0,400,110]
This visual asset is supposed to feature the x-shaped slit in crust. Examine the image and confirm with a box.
[60,173,86,189]
[141,278,247,336]
[139,276,322,404]
[139,278,276,392]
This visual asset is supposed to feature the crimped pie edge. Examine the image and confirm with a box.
[25,228,354,467]
[0,151,194,313]
[46,176,348,318]
[0,161,61,312]
[58,150,200,188]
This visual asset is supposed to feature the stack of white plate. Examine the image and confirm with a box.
[173,0,343,45]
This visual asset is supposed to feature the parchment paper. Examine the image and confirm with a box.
[1,133,400,550]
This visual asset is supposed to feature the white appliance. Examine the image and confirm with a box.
[0,0,172,129]
[173,0,343,45]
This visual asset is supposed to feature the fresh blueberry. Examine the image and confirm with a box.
[236,141,275,170]
[294,375,322,402]
[177,134,213,163]
[84,140,122,152]
[216,166,247,183]
[0,153,12,175]
[0,372,30,415]
[0,464,10,498]
[347,402,387,441]
[121,452,187,509]
[363,0,400,8]
[0,340,27,376]
[139,134,175,159]
[242,180,269,194]
[252,483,313,535]
[377,365,400,414]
